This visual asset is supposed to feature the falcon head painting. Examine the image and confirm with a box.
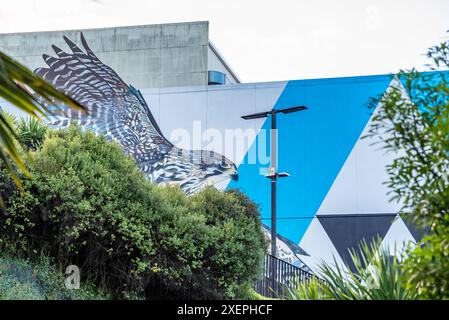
[35,33,238,194]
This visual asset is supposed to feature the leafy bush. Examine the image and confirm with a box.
[188,188,266,299]
[403,225,449,299]
[0,125,266,299]
[1,126,160,297]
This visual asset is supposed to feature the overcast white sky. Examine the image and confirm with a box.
[0,0,448,83]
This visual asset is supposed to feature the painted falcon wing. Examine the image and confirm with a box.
[35,33,173,162]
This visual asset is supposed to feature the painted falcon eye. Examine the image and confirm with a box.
[221,156,227,167]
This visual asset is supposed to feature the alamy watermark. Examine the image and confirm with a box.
[169,121,277,170]
[65,265,80,290]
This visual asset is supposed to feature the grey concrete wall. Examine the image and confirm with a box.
[0,21,210,88]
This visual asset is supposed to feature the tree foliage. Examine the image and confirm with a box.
[365,35,449,299]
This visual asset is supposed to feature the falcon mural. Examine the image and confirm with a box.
[35,33,238,194]
[35,33,311,268]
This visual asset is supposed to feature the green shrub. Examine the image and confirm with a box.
[188,188,266,299]
[1,126,161,297]
[403,224,449,299]
[0,125,266,299]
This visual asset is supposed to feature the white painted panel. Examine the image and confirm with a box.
[356,130,402,214]
[381,216,416,258]
[140,88,161,128]
[158,89,207,151]
[299,218,347,275]
[206,85,256,165]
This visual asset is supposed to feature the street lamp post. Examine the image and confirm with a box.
[242,106,307,290]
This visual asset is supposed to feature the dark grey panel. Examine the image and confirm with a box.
[318,214,396,271]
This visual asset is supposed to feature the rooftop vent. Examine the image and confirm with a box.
[208,70,226,85]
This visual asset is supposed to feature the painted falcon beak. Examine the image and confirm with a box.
[230,172,239,181]
[228,165,239,181]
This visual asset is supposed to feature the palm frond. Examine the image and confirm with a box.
[287,238,417,300]
[319,238,417,300]
[17,117,48,151]
[286,278,327,300]
[0,51,84,202]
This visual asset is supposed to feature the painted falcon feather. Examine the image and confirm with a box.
[35,33,238,194]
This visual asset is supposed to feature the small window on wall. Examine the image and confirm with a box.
[208,70,226,85]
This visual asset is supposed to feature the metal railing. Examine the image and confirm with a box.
[254,254,318,298]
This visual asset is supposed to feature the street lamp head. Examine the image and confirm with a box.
[242,106,308,120]
[277,106,308,114]
[264,171,291,180]
[277,172,290,178]
[241,111,270,120]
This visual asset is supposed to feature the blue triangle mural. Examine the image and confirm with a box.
[229,74,393,244]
